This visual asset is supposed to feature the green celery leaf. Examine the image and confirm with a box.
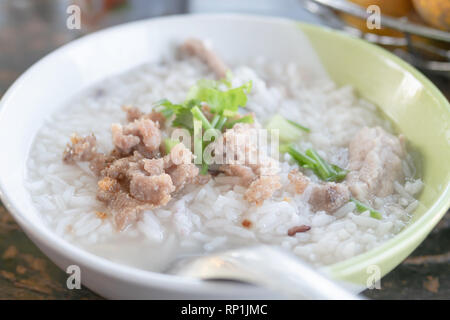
[172,109,194,131]
[187,79,252,115]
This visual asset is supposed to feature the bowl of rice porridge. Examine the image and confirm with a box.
[0,14,449,299]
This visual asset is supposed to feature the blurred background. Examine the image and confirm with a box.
[0,0,448,299]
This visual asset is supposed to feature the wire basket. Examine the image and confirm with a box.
[302,0,450,78]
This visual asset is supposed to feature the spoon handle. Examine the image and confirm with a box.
[172,246,361,300]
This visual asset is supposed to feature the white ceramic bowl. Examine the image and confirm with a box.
[1,14,449,299]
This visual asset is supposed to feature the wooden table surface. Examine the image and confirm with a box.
[0,0,449,300]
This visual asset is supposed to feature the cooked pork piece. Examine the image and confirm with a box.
[216,123,282,204]
[111,118,161,157]
[163,143,193,167]
[97,188,153,231]
[181,38,228,79]
[288,169,309,194]
[96,153,176,230]
[193,173,211,185]
[97,176,120,193]
[166,164,199,191]
[95,145,195,228]
[63,126,200,230]
[111,124,140,154]
[147,111,166,129]
[89,153,117,176]
[220,123,279,176]
[249,155,280,177]
[100,151,143,180]
[244,175,282,205]
[142,158,165,176]
[127,118,161,154]
[289,169,350,213]
[123,106,143,122]
[287,126,404,213]
[163,143,199,191]
[308,182,351,213]
[346,126,405,202]
[97,143,199,229]
[220,164,256,187]
[221,123,258,165]
[112,195,150,232]
[123,106,166,128]
[63,133,119,176]
[63,134,98,163]
[129,173,174,204]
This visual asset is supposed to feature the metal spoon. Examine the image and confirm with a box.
[166,245,361,300]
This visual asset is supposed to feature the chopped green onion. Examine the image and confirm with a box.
[282,145,348,182]
[200,162,209,175]
[215,116,228,131]
[279,144,290,154]
[163,138,180,154]
[225,115,254,129]
[265,114,308,143]
[156,76,252,136]
[331,164,349,182]
[305,149,334,181]
[155,76,255,174]
[305,149,348,182]
[286,119,310,133]
[191,106,213,131]
[351,198,382,220]
[192,118,203,166]
[285,146,316,169]
[210,114,220,128]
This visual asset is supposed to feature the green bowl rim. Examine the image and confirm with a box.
[297,22,450,281]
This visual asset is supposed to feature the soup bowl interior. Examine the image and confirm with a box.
[0,14,449,299]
